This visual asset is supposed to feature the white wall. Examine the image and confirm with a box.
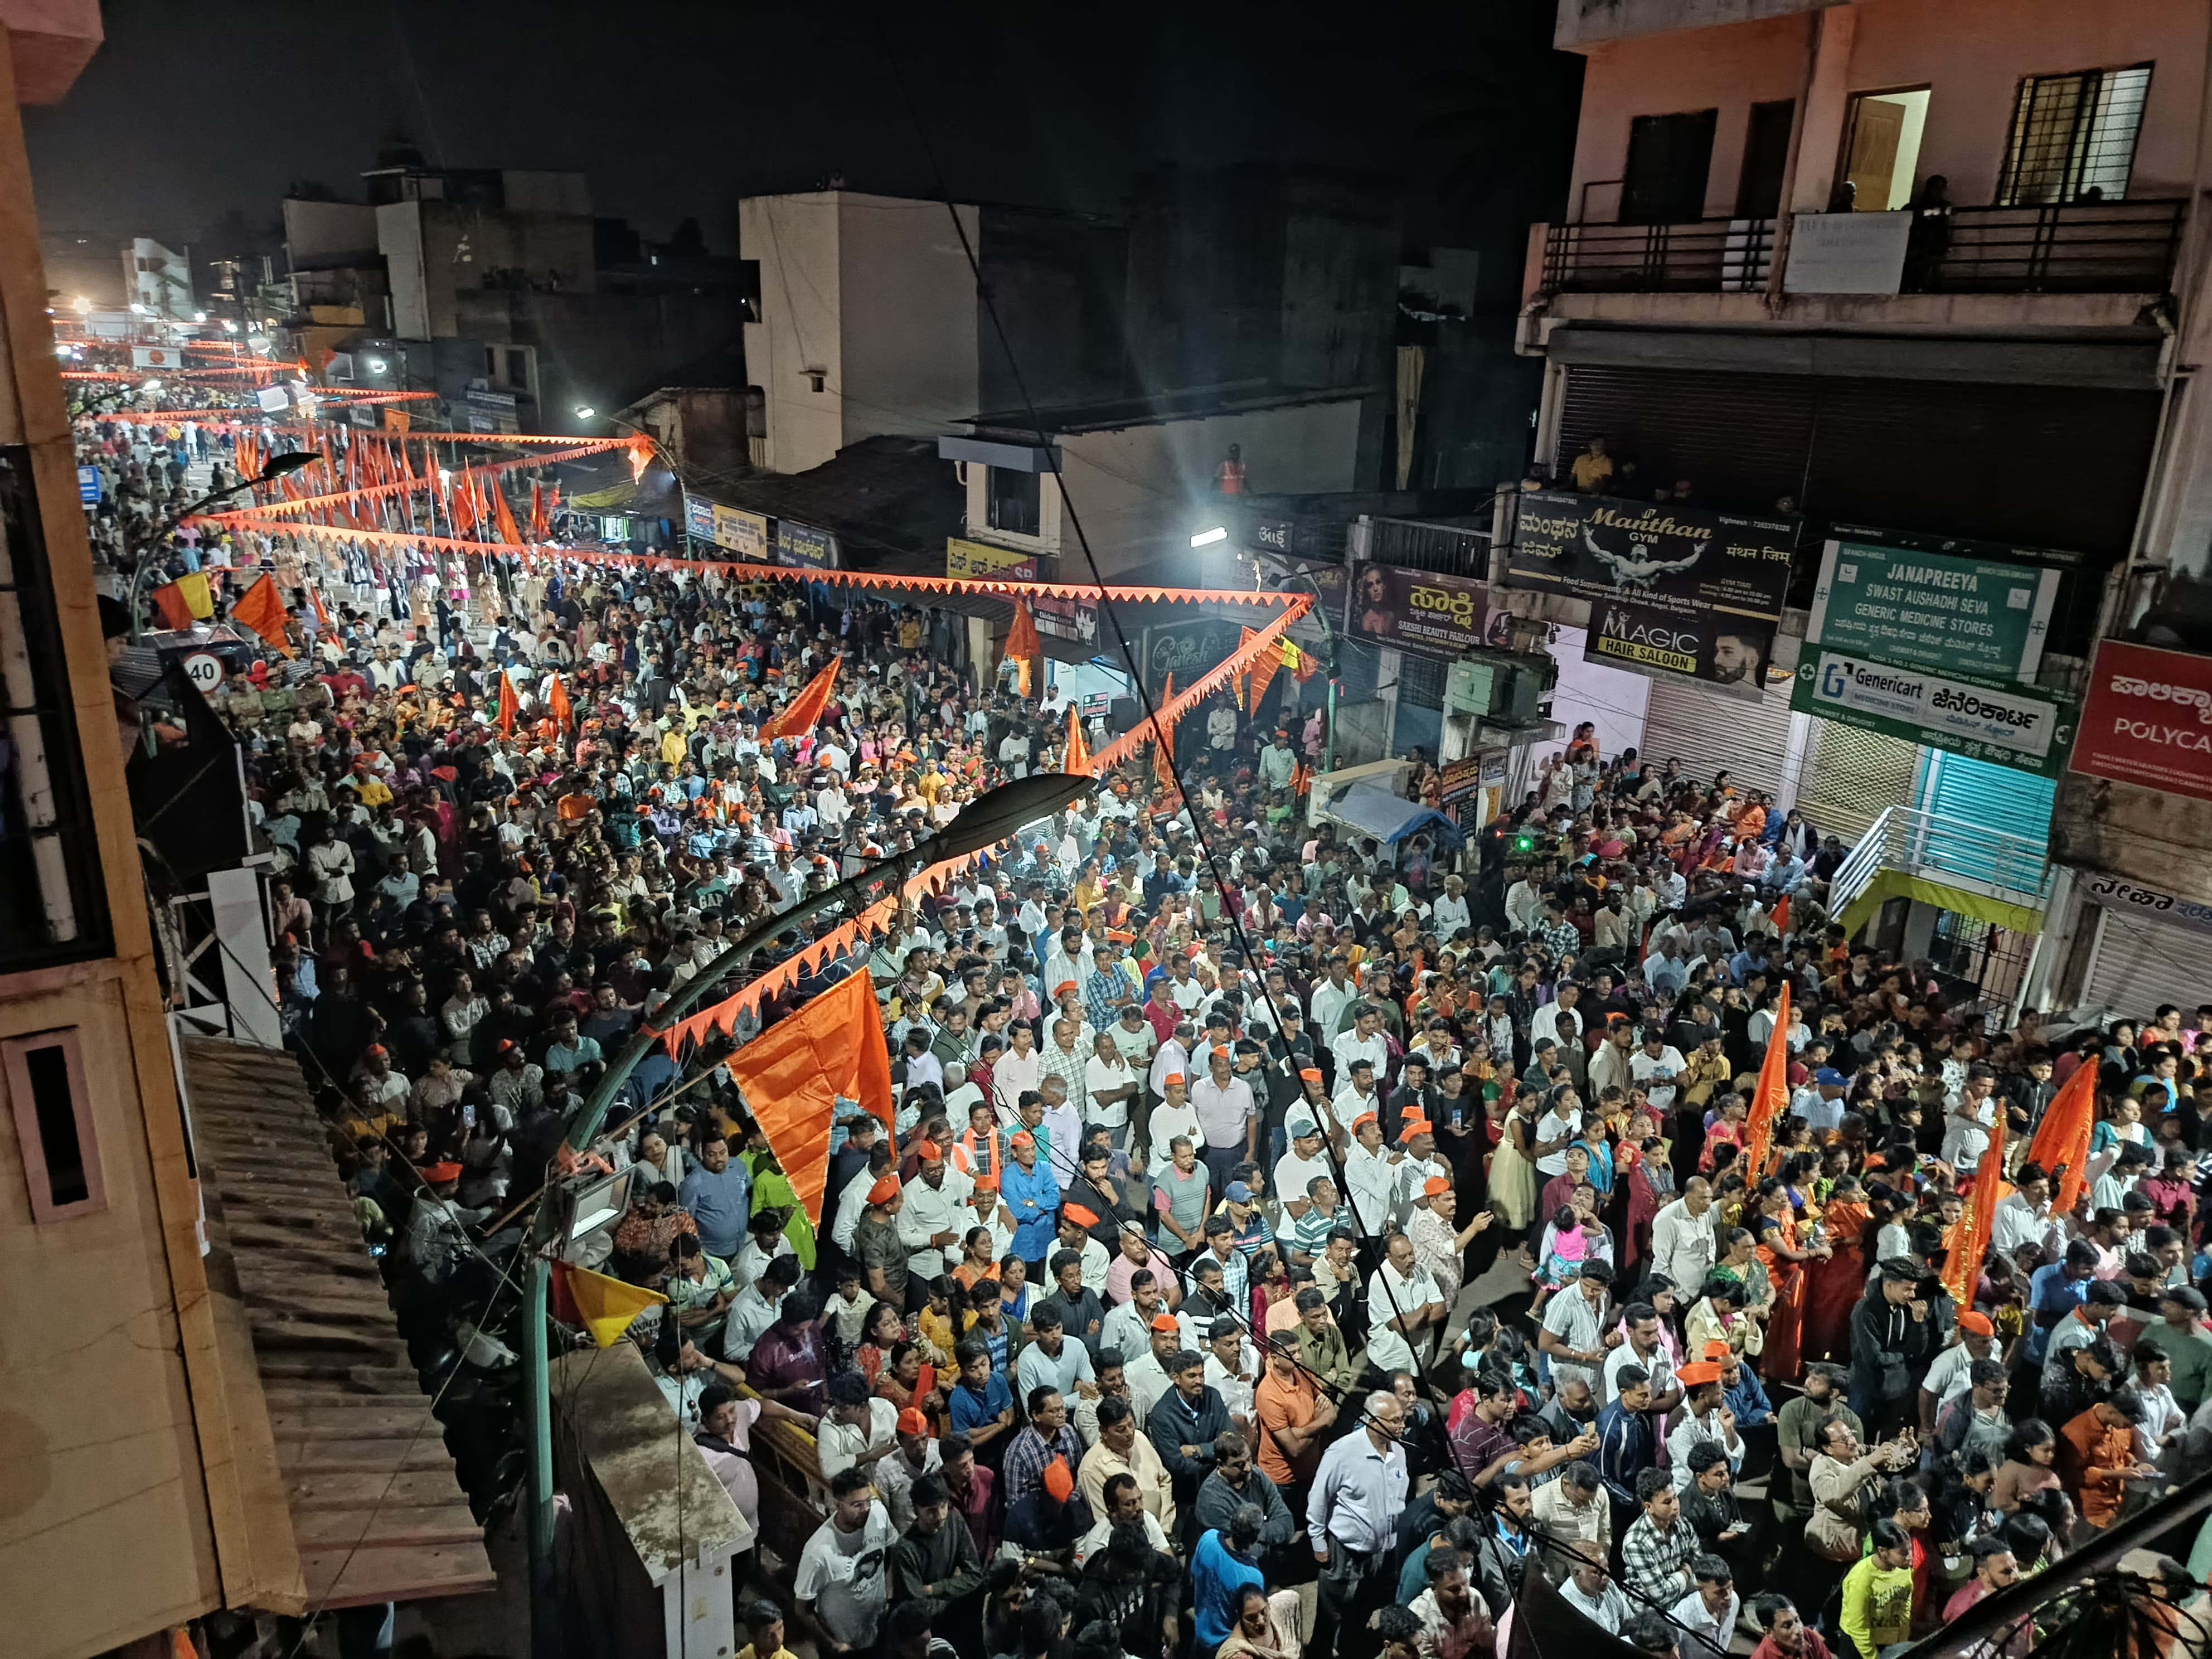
[740,193,846,475]
[377,202,430,339]
[741,191,979,477]
[1530,625,1651,769]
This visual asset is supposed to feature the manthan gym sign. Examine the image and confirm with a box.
[2070,639,2212,803]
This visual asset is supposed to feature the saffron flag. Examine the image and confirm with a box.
[150,572,214,630]
[1064,703,1093,777]
[530,480,549,542]
[449,469,479,539]
[2025,1058,2099,1215]
[308,584,336,635]
[1246,625,1283,712]
[545,672,573,731]
[1941,1113,2008,1303]
[496,668,520,737]
[549,1259,666,1348]
[724,969,894,1223]
[1005,599,1040,668]
[229,574,294,657]
[1152,674,1178,792]
[1740,982,1792,1180]
[627,434,654,482]
[492,484,523,549]
[1770,894,1791,940]
[762,655,841,742]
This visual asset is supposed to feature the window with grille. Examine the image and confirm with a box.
[1996,65,2153,206]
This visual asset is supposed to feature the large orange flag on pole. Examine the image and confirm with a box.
[761,655,842,743]
[2025,1059,2099,1215]
[491,484,524,549]
[496,668,519,737]
[230,574,294,657]
[1005,599,1040,698]
[545,672,573,733]
[1941,1115,2008,1302]
[1740,982,1792,1180]
[724,970,893,1223]
[1064,703,1093,776]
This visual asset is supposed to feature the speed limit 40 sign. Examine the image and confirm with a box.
[180,651,225,693]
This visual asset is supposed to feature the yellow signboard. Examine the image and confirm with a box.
[713,504,770,559]
[947,536,1037,581]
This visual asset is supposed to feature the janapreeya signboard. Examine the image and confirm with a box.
[1804,537,2062,684]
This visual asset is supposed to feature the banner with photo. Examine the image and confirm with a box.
[1508,491,1797,620]
[1583,598,1777,689]
[1249,549,1347,651]
[1348,564,1493,659]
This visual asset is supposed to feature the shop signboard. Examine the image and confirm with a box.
[2075,869,2212,941]
[1792,649,2076,776]
[2069,639,2212,803]
[947,536,1037,580]
[1437,756,1484,802]
[711,503,769,560]
[1347,563,1491,659]
[1584,598,1777,689]
[1030,590,1097,644]
[683,494,716,542]
[1507,491,1797,623]
[1143,618,1245,693]
[76,465,100,505]
[777,520,838,570]
[1804,537,2061,683]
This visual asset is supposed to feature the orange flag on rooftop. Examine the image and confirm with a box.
[545,672,573,732]
[1064,703,1093,777]
[1740,982,1792,1180]
[725,969,892,1223]
[2025,1058,2099,1215]
[496,669,520,737]
[230,575,294,657]
[1942,1115,2007,1303]
[761,654,841,742]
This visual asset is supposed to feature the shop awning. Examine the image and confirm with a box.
[1323,780,1464,847]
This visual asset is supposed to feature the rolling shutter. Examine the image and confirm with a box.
[1797,720,1920,846]
[2082,906,2212,1025]
[1917,752,2057,847]
[1639,675,1798,800]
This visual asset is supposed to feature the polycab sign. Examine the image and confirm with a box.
[2069,638,2212,802]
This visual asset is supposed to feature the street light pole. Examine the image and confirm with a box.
[520,770,1092,1659]
[125,450,319,639]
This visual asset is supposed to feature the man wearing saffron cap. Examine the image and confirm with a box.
[898,1138,966,1285]
[1190,1039,1259,1197]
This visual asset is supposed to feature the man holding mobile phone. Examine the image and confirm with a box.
[1632,1029,1688,1115]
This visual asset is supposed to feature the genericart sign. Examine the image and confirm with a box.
[2069,639,2212,802]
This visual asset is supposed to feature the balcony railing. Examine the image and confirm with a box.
[1829,804,2053,924]
[1539,198,2186,297]
[1918,199,2186,293]
[1541,217,1777,294]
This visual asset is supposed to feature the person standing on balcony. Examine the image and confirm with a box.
[1571,435,1613,493]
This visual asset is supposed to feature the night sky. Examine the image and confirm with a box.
[27,0,1578,300]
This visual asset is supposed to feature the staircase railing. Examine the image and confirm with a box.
[1830,803,2054,921]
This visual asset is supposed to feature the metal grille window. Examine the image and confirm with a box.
[0,449,110,968]
[1996,65,2153,206]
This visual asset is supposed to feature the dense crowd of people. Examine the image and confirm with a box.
[85,404,2212,1659]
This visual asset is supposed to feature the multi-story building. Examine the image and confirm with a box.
[1508,0,2212,1015]
[4,11,494,1656]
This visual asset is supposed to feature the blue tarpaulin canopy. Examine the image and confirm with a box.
[1327,782,1463,847]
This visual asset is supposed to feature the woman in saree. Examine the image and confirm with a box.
[1751,1181,1828,1385]
[1802,1172,1873,1365]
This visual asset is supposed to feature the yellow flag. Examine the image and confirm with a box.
[552,1259,667,1348]
[177,571,215,619]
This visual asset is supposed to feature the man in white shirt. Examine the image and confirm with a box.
[1364,1233,1447,1374]
[896,1146,968,1279]
[1664,1364,1744,1491]
[1330,1005,1391,1090]
[1504,871,1546,937]
[1430,875,1471,940]
[1629,1032,1688,1115]
[1308,961,1357,1051]
[1669,1556,1740,1659]
[1650,1180,1719,1297]
[1991,1164,2067,1259]
[1342,1112,1399,1236]
[1084,1033,1138,1149]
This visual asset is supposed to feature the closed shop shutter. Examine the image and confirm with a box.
[1798,719,1919,846]
[1640,675,1798,800]
[1552,365,2157,651]
[2082,907,2212,1025]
